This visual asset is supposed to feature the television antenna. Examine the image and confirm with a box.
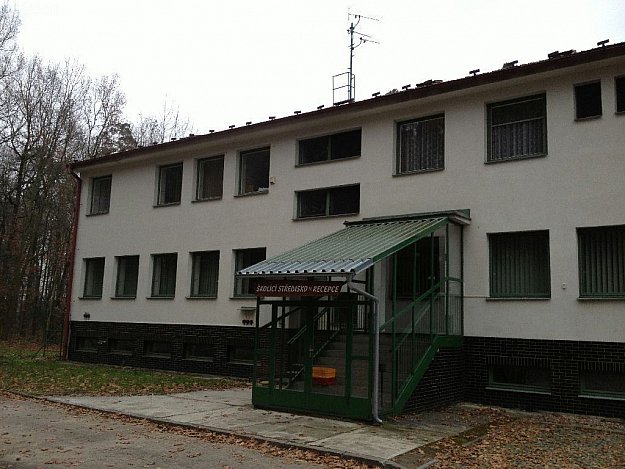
[333,11,379,105]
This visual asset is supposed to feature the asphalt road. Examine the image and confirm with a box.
[0,395,326,469]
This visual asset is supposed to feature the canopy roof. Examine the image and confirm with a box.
[238,212,469,278]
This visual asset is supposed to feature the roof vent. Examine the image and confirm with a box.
[502,60,518,69]
[402,84,411,91]
[469,69,480,76]
[548,50,576,59]
[188,133,195,137]
[294,110,301,115]
[372,91,380,97]
[170,137,177,141]
[597,39,609,47]
[246,121,252,126]
[209,130,214,133]
[269,116,275,120]
[317,105,324,110]
[416,79,442,88]
[229,125,235,129]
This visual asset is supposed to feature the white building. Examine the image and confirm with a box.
[66,43,625,420]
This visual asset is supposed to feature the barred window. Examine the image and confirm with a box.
[578,225,625,298]
[489,231,550,298]
[397,115,444,173]
[157,163,183,205]
[487,94,547,162]
[190,251,219,297]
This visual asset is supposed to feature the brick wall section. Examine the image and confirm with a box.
[464,336,625,419]
[404,346,464,413]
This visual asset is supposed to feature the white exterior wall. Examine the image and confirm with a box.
[72,57,625,342]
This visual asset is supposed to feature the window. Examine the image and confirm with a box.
[575,81,602,119]
[151,253,177,297]
[297,184,360,219]
[157,163,183,205]
[83,257,105,298]
[580,370,625,399]
[75,336,98,352]
[143,340,171,358]
[616,76,625,113]
[234,247,266,297]
[108,338,134,355]
[190,251,219,297]
[394,237,440,299]
[196,156,224,200]
[489,231,550,298]
[115,255,139,298]
[397,115,444,173]
[228,343,254,364]
[184,342,214,362]
[298,129,361,165]
[239,147,270,195]
[488,365,551,393]
[487,94,547,162]
[90,176,111,215]
[578,225,625,298]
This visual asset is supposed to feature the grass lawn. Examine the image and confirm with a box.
[0,341,245,396]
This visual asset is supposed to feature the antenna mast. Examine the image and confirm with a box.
[333,11,379,105]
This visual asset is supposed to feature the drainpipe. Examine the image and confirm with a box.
[346,277,383,424]
[62,167,82,360]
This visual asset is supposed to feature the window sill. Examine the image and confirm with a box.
[296,155,361,167]
[78,296,102,300]
[485,153,547,164]
[192,197,222,203]
[393,167,444,177]
[486,297,550,301]
[186,295,217,300]
[109,351,133,356]
[574,115,602,122]
[230,295,256,300]
[143,354,172,359]
[228,360,253,366]
[577,296,625,301]
[153,202,181,208]
[616,110,625,116]
[234,189,269,198]
[86,211,109,217]
[111,296,136,300]
[485,386,551,396]
[146,296,175,300]
[294,212,359,221]
[184,356,214,363]
[579,393,625,402]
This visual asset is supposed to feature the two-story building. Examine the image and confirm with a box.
[66,42,625,421]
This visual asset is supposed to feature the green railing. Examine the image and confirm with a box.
[379,277,463,414]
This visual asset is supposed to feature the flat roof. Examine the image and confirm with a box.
[71,41,625,171]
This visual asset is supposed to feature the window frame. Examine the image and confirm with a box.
[189,250,220,298]
[238,147,270,196]
[89,175,112,215]
[233,247,266,297]
[396,114,445,175]
[579,369,625,400]
[156,162,183,206]
[296,184,360,219]
[487,364,552,394]
[486,93,547,163]
[488,230,551,299]
[195,155,224,201]
[83,257,105,299]
[143,340,172,359]
[114,255,139,298]
[574,80,602,120]
[297,128,362,166]
[150,253,178,298]
[615,75,625,114]
[577,224,625,299]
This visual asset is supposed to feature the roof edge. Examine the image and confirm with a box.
[347,209,471,226]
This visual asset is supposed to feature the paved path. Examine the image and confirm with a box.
[49,389,475,467]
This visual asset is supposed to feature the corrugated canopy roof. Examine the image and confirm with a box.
[238,216,454,278]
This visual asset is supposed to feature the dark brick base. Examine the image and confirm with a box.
[464,336,625,419]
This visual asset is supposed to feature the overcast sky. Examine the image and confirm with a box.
[12,0,625,134]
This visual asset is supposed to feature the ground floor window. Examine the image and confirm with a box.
[228,343,254,364]
[108,338,134,355]
[184,342,214,362]
[75,336,98,352]
[580,370,625,400]
[488,230,550,298]
[488,365,551,393]
[143,340,171,358]
[578,224,625,298]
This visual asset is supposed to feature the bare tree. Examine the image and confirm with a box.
[132,98,192,146]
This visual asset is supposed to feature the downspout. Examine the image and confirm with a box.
[62,166,82,360]
[346,277,383,424]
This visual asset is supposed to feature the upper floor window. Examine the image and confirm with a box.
[575,81,602,119]
[190,250,219,298]
[578,224,625,298]
[487,94,547,163]
[89,175,111,215]
[298,129,361,165]
[234,247,266,297]
[297,184,360,219]
[239,148,269,195]
[151,253,177,298]
[397,115,444,174]
[615,76,625,113]
[83,257,105,298]
[115,255,139,298]
[196,156,224,200]
[489,230,550,298]
[157,163,183,205]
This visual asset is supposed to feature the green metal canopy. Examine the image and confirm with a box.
[238,212,469,278]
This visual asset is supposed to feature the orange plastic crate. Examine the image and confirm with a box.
[312,366,336,385]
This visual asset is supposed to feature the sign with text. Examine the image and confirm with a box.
[255,280,344,297]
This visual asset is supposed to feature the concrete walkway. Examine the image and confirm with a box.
[48,388,475,468]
